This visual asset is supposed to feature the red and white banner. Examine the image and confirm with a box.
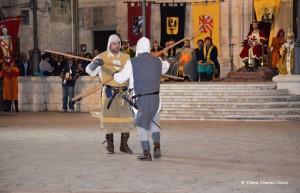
[199,15,213,33]
[0,16,21,60]
[127,2,152,46]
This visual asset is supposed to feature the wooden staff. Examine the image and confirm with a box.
[161,74,184,80]
[154,30,202,58]
[72,77,113,101]
[45,50,123,68]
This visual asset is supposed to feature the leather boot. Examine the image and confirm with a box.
[153,142,161,159]
[120,133,133,154]
[14,100,19,112]
[137,150,152,161]
[105,134,114,154]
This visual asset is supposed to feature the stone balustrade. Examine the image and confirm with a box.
[272,75,300,95]
[18,76,101,112]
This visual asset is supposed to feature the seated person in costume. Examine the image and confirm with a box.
[170,39,197,81]
[239,20,267,71]
[195,38,213,81]
[150,40,164,58]
[201,37,220,81]
[164,39,177,75]
[277,26,295,75]
[271,29,286,69]
[121,40,135,58]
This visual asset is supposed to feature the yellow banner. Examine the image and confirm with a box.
[254,0,282,46]
[192,2,220,52]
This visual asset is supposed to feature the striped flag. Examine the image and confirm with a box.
[192,2,220,52]
[199,15,213,33]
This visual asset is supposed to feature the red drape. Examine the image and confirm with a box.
[127,2,151,46]
[0,16,21,60]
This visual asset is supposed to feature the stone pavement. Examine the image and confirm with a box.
[0,112,300,193]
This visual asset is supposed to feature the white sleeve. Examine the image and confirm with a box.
[113,59,133,84]
[161,59,170,74]
[85,55,102,79]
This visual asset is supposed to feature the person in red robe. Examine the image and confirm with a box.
[239,21,267,71]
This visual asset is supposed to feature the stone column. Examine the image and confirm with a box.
[294,0,300,74]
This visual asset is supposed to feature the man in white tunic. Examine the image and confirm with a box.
[113,37,170,161]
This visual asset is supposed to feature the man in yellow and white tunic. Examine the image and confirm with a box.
[86,34,134,154]
[277,26,295,75]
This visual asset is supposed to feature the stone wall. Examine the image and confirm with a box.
[18,76,101,112]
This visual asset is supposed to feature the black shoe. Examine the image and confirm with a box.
[137,150,152,161]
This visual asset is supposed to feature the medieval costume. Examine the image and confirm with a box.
[0,25,20,112]
[1,62,20,112]
[271,29,287,69]
[163,40,177,75]
[239,21,267,70]
[86,34,134,154]
[171,40,197,81]
[277,27,295,75]
[203,37,220,81]
[113,37,170,161]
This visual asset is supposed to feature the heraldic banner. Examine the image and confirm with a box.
[253,0,282,46]
[127,2,152,46]
[192,1,220,52]
[160,3,186,48]
[0,16,21,61]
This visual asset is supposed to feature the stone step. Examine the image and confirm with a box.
[162,101,300,108]
[158,82,300,120]
[160,89,289,96]
[161,82,277,90]
[160,107,300,115]
[161,95,300,102]
[160,113,300,121]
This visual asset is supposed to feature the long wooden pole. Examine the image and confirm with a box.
[72,77,113,101]
[45,49,123,68]
[155,30,202,58]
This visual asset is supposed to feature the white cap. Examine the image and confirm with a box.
[135,37,151,57]
[107,34,121,55]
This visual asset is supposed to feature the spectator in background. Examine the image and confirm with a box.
[92,49,100,58]
[54,55,67,76]
[171,39,197,81]
[150,40,164,58]
[17,53,31,76]
[203,37,220,80]
[39,54,53,76]
[77,62,88,76]
[164,39,177,75]
[60,57,80,113]
[82,52,92,70]
[122,40,135,58]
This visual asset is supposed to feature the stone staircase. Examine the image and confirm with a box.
[160,82,300,121]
